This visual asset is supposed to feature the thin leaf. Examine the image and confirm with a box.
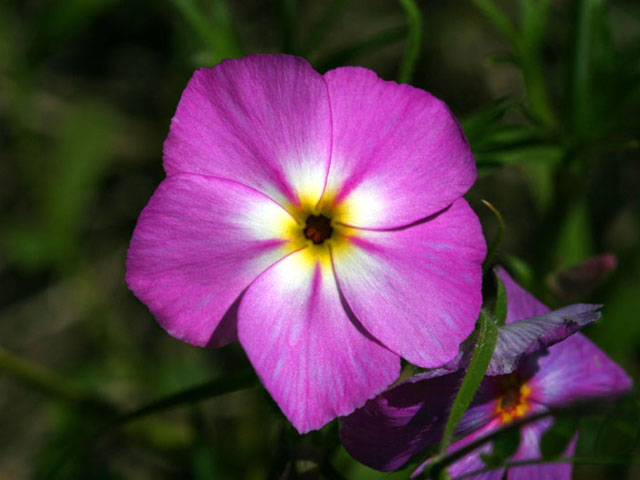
[541,416,578,459]
[419,397,629,479]
[113,370,259,426]
[451,455,640,480]
[479,427,520,467]
[438,311,499,454]
[469,0,519,47]
[397,0,422,84]
[493,273,507,327]
[481,200,505,273]
[315,26,405,72]
[172,0,243,63]
[301,0,350,57]
[0,346,115,417]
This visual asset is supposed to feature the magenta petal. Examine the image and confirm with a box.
[525,333,632,407]
[334,199,485,368]
[496,267,549,323]
[339,373,462,471]
[412,421,506,480]
[340,372,500,471]
[126,174,295,347]
[164,54,332,206]
[507,418,576,480]
[237,251,400,433]
[323,66,476,229]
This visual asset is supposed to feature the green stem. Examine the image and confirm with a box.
[452,455,640,479]
[397,0,422,84]
[481,200,505,273]
[417,398,621,479]
[0,346,114,416]
[437,312,498,455]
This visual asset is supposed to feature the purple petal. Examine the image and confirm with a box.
[412,421,506,480]
[417,304,601,378]
[164,54,332,207]
[496,267,549,323]
[333,198,485,368]
[237,250,400,433]
[126,174,296,347]
[340,373,501,471]
[339,373,461,471]
[486,304,602,375]
[507,418,576,480]
[323,67,476,229]
[525,333,632,408]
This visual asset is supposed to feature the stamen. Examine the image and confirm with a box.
[304,215,333,245]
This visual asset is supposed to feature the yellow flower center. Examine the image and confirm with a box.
[495,376,532,424]
[276,190,358,271]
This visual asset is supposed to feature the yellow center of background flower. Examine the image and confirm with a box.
[495,377,532,424]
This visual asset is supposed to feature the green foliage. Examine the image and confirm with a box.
[438,311,499,455]
[541,416,578,459]
[481,200,505,273]
[493,273,508,326]
[396,0,422,84]
[1,0,639,478]
[480,427,520,468]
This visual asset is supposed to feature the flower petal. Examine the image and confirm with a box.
[524,333,632,407]
[333,198,485,368]
[237,250,400,433]
[323,66,476,229]
[164,54,332,207]
[486,304,602,376]
[340,371,501,471]
[496,267,549,324]
[507,417,576,480]
[412,421,506,480]
[416,304,601,378]
[126,173,297,347]
[339,373,462,471]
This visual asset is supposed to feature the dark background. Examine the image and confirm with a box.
[1,1,639,478]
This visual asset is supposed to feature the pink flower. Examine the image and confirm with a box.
[340,268,632,478]
[126,54,485,433]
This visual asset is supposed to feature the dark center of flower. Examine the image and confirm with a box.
[304,215,333,245]
[500,388,519,409]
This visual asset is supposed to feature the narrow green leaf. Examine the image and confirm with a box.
[502,255,534,291]
[172,0,244,63]
[113,370,259,426]
[469,0,519,48]
[315,26,405,72]
[595,396,640,457]
[438,311,499,454]
[479,427,520,467]
[570,0,599,136]
[460,96,513,146]
[481,200,505,273]
[541,416,578,458]
[396,0,422,84]
[301,0,349,57]
[493,273,508,326]
[0,346,115,417]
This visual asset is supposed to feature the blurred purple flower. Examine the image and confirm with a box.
[125,54,486,433]
[340,268,632,478]
[548,253,618,302]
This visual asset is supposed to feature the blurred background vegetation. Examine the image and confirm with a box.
[1,0,639,479]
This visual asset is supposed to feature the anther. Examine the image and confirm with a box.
[304,215,333,245]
